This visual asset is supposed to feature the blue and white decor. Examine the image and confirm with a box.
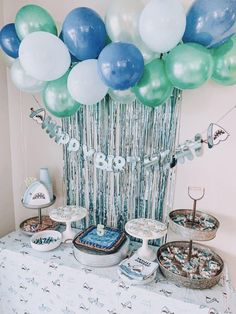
[63,92,181,232]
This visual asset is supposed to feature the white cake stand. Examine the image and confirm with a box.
[125,218,167,262]
[49,206,87,243]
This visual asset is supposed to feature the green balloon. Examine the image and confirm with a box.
[165,43,213,89]
[211,35,236,86]
[42,71,80,118]
[15,4,57,40]
[133,59,173,108]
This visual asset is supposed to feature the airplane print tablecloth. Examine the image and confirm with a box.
[0,231,235,314]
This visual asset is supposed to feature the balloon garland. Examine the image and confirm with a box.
[0,0,236,115]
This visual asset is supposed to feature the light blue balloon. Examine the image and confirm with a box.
[0,23,21,58]
[98,42,144,90]
[183,0,236,48]
[62,7,107,60]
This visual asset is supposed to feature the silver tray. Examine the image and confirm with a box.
[20,215,60,236]
[157,241,224,289]
[73,237,130,267]
[169,209,219,241]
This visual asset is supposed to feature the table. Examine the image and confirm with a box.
[0,231,235,314]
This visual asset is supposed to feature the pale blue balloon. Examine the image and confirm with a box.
[183,0,236,48]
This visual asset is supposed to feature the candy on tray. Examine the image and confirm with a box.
[172,213,217,232]
[33,236,60,245]
[159,244,222,281]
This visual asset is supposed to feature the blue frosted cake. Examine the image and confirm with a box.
[73,225,126,254]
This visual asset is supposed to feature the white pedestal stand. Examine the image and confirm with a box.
[50,206,87,243]
[125,218,167,262]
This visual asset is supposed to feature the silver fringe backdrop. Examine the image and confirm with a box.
[63,90,181,237]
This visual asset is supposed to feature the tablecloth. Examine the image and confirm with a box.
[0,231,235,314]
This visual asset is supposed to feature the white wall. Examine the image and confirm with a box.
[173,82,236,288]
[0,0,15,236]
[1,0,236,287]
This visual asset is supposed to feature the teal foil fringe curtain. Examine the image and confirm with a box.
[63,90,181,241]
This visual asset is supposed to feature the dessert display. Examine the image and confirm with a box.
[20,171,57,235]
[20,216,59,235]
[169,209,219,241]
[49,206,87,243]
[73,225,129,267]
[158,242,223,289]
[125,218,167,261]
[73,225,126,254]
[157,187,224,289]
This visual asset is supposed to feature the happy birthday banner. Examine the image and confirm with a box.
[30,106,230,173]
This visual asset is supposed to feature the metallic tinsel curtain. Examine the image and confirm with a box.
[63,90,181,236]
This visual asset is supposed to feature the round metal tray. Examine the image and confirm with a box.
[169,209,219,241]
[157,241,224,289]
[20,215,60,236]
[73,237,130,267]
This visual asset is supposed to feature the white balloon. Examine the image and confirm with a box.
[67,59,108,105]
[105,0,158,63]
[10,59,46,93]
[139,0,186,53]
[19,31,71,81]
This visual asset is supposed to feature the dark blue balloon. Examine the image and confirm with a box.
[62,7,107,61]
[98,43,144,90]
[183,0,236,48]
[59,32,78,63]
[0,23,21,58]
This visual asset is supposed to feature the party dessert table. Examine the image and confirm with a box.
[0,231,235,314]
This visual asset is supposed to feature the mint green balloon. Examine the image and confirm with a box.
[43,71,80,118]
[133,59,173,108]
[165,43,213,89]
[15,5,57,40]
[211,35,236,86]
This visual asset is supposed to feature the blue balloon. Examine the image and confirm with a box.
[0,23,21,58]
[98,43,144,90]
[62,7,107,60]
[59,32,78,63]
[183,0,236,48]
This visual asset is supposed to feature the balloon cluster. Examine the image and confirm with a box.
[0,0,236,118]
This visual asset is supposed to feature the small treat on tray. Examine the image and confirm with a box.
[21,216,59,234]
[159,244,222,280]
[171,212,218,231]
[73,225,126,254]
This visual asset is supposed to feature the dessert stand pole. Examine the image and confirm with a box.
[138,238,156,262]
[62,221,75,243]
[38,208,42,225]
[189,187,205,226]
[188,187,205,260]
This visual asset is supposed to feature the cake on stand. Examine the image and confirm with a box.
[49,206,87,243]
[125,218,167,261]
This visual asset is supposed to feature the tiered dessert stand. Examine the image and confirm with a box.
[125,218,167,262]
[157,187,224,289]
[20,196,59,235]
